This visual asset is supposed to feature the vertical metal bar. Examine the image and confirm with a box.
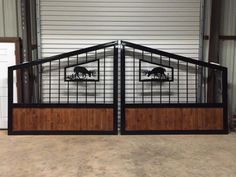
[177,60,180,103]
[120,45,126,134]
[37,64,40,104]
[76,55,79,103]
[142,51,144,103]
[49,61,51,103]
[29,67,33,104]
[86,52,88,104]
[133,48,135,103]
[113,46,118,134]
[160,55,162,103]
[186,62,188,103]
[104,48,106,103]
[168,57,171,103]
[67,57,70,103]
[200,66,203,103]
[95,51,97,103]
[32,66,36,104]
[203,67,206,103]
[151,53,153,104]
[8,68,14,134]
[222,68,228,131]
[39,63,42,104]
[195,64,198,103]
[58,60,60,103]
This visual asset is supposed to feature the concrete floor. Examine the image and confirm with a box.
[0,131,236,177]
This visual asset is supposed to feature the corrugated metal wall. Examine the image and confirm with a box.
[219,0,236,118]
[0,0,20,37]
[38,0,202,59]
[38,0,203,104]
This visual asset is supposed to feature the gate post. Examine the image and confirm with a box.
[120,44,126,134]
[113,45,119,134]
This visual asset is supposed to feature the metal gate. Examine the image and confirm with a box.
[8,41,118,135]
[8,41,228,135]
[120,41,228,134]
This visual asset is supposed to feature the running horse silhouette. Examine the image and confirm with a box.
[73,66,95,79]
[147,67,167,79]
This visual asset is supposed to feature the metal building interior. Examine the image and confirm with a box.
[0,0,236,176]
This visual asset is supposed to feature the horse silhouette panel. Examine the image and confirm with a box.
[140,59,173,82]
[147,67,167,79]
[64,59,99,82]
[74,66,95,79]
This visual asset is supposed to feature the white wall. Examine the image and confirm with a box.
[0,43,17,128]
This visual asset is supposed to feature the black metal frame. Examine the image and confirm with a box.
[8,41,118,135]
[120,41,228,135]
[8,40,228,135]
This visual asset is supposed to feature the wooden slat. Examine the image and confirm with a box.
[125,107,223,130]
[12,108,113,131]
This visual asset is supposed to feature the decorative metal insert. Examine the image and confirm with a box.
[64,59,99,82]
[139,59,174,82]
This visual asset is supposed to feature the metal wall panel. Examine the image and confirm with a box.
[0,0,4,36]
[0,0,19,37]
[203,0,236,121]
[39,0,202,59]
[219,0,236,117]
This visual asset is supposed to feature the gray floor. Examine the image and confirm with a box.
[0,131,236,177]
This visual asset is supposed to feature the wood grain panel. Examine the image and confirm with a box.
[12,108,113,131]
[126,108,223,131]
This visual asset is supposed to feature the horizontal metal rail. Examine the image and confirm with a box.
[121,40,227,71]
[9,41,118,70]
[9,40,226,71]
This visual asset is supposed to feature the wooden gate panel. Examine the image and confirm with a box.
[125,108,223,131]
[12,108,113,131]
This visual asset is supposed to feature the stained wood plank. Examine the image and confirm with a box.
[12,108,113,131]
[126,108,223,131]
